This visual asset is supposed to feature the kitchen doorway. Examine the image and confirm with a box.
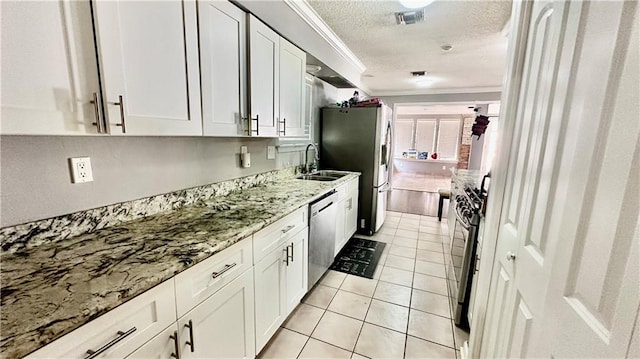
[387,103,500,215]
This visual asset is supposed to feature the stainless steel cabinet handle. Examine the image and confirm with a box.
[90,92,103,133]
[283,247,289,266]
[170,331,180,359]
[279,118,286,136]
[281,225,295,235]
[113,95,126,133]
[85,327,137,359]
[288,243,294,262]
[506,251,516,261]
[211,262,237,278]
[250,115,259,135]
[185,320,195,352]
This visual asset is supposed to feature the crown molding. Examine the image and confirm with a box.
[283,0,367,73]
[372,86,503,97]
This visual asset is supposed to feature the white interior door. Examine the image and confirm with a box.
[538,2,639,358]
[479,1,639,357]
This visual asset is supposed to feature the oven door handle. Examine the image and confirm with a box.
[455,211,471,230]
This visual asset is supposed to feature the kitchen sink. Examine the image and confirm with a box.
[311,170,349,179]
[296,174,338,181]
[296,170,350,182]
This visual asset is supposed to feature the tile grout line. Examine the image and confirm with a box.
[350,270,382,358]
[294,279,343,358]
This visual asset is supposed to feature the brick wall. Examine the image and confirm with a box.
[458,117,475,169]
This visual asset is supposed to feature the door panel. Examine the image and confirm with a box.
[481,0,574,355]
[285,229,308,314]
[199,0,247,136]
[540,3,639,357]
[248,15,278,137]
[480,0,639,357]
[254,246,286,352]
[506,295,533,358]
[93,0,201,135]
[279,39,306,137]
[179,269,255,359]
[0,0,100,135]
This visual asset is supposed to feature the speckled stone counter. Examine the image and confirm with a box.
[0,171,359,358]
[451,169,484,194]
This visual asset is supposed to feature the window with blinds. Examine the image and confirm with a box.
[437,120,460,160]
[393,117,461,159]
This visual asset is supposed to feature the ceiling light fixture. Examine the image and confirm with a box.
[399,0,435,9]
[441,44,453,52]
[415,78,434,87]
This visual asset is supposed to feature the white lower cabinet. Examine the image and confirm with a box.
[254,226,309,353]
[334,178,360,255]
[334,190,347,256]
[25,204,317,359]
[344,184,359,240]
[177,268,256,359]
[284,228,309,314]
[126,324,180,359]
[26,280,177,359]
[254,242,287,352]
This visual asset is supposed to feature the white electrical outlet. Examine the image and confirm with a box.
[267,146,276,160]
[69,157,93,183]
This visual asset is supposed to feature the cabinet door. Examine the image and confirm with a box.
[179,269,256,359]
[345,190,358,240]
[126,324,180,359]
[0,0,101,135]
[199,0,247,137]
[334,199,346,256]
[278,39,306,137]
[285,228,309,314]
[253,244,286,352]
[248,15,279,137]
[93,0,202,136]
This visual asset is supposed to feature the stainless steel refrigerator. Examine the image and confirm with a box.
[320,105,392,236]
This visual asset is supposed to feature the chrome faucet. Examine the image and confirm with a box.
[305,143,320,173]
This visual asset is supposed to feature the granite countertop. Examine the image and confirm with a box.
[0,173,360,358]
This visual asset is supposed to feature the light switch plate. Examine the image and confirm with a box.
[69,157,93,183]
[267,146,276,160]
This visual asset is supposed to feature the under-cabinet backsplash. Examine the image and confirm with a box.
[0,167,296,254]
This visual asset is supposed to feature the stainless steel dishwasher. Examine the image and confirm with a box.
[308,190,338,288]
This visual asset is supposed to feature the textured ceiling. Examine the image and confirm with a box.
[307,0,512,94]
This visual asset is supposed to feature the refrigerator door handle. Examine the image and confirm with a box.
[373,181,389,189]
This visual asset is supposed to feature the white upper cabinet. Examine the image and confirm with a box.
[279,39,306,138]
[0,1,102,135]
[92,0,202,136]
[248,15,279,137]
[199,0,247,137]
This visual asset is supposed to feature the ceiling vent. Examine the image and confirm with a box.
[395,10,424,25]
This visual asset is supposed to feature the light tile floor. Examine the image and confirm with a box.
[258,211,470,359]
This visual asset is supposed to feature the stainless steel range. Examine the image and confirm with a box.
[444,184,485,329]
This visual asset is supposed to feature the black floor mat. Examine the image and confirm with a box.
[330,237,386,279]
